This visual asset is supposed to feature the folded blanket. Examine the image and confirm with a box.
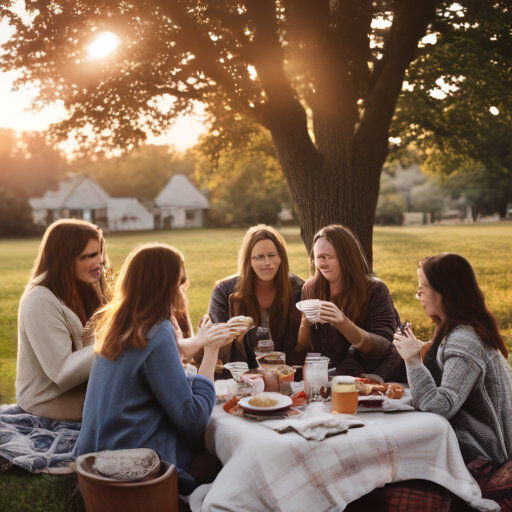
[0,404,80,473]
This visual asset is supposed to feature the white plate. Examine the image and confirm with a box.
[239,393,292,412]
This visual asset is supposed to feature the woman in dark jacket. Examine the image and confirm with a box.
[207,224,304,368]
[298,224,405,382]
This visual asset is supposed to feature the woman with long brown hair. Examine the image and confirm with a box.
[393,253,512,466]
[78,243,231,495]
[16,219,108,421]
[298,224,404,381]
[207,224,304,367]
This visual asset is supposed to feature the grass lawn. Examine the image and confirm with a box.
[0,223,511,511]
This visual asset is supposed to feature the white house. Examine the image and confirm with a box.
[155,174,210,228]
[107,198,154,231]
[29,176,154,231]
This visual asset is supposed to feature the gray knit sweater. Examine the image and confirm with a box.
[406,325,512,465]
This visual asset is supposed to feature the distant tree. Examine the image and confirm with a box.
[393,2,512,217]
[0,129,68,198]
[196,125,292,227]
[375,185,406,225]
[410,178,447,222]
[383,156,427,211]
[0,187,38,237]
[72,144,196,201]
[440,161,512,220]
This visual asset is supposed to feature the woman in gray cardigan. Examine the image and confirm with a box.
[393,253,512,467]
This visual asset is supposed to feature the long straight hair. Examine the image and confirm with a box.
[310,224,372,326]
[28,219,108,325]
[95,243,186,361]
[420,253,507,358]
[231,224,294,344]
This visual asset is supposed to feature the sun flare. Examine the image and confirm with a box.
[88,32,120,60]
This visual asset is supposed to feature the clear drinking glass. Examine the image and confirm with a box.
[303,355,329,402]
[253,323,274,357]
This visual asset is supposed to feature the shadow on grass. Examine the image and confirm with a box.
[0,460,83,512]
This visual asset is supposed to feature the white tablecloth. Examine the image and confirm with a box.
[190,406,499,512]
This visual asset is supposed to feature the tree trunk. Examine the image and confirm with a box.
[246,0,436,268]
[271,126,386,269]
[258,96,388,268]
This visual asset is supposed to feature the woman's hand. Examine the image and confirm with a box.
[318,302,344,329]
[205,323,234,351]
[393,325,427,363]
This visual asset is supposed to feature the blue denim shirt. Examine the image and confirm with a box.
[77,320,216,493]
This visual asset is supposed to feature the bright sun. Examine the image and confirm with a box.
[88,32,120,60]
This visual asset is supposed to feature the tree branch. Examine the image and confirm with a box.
[151,0,239,95]
[355,0,436,170]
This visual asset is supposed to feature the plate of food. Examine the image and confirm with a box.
[238,392,293,412]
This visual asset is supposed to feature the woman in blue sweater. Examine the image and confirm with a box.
[78,243,231,494]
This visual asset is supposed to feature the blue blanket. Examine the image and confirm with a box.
[0,404,80,473]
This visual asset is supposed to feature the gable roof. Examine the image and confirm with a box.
[107,198,152,221]
[29,176,110,210]
[155,174,210,209]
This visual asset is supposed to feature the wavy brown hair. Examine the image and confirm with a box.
[419,253,507,358]
[310,224,372,326]
[230,224,294,346]
[95,243,186,361]
[28,219,108,326]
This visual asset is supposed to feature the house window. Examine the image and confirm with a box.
[185,210,195,221]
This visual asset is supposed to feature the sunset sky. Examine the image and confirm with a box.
[0,5,207,152]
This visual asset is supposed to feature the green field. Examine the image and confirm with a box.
[0,223,511,511]
[1,224,511,405]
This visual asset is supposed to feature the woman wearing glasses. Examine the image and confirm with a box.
[393,253,512,466]
[205,225,304,368]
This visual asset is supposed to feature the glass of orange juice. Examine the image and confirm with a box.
[331,376,359,414]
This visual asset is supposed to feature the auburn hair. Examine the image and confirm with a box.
[28,219,108,326]
[230,224,294,346]
[419,253,507,358]
[310,224,372,326]
[95,243,186,361]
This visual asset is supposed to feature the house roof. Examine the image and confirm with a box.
[155,174,210,209]
[29,176,110,210]
[107,198,152,221]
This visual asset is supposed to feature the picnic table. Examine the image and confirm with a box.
[190,405,500,512]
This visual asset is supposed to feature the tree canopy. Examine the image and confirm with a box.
[392,1,512,216]
[2,0,509,262]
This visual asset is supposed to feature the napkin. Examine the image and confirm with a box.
[381,388,415,412]
[214,379,241,397]
[261,402,365,440]
[214,376,265,398]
